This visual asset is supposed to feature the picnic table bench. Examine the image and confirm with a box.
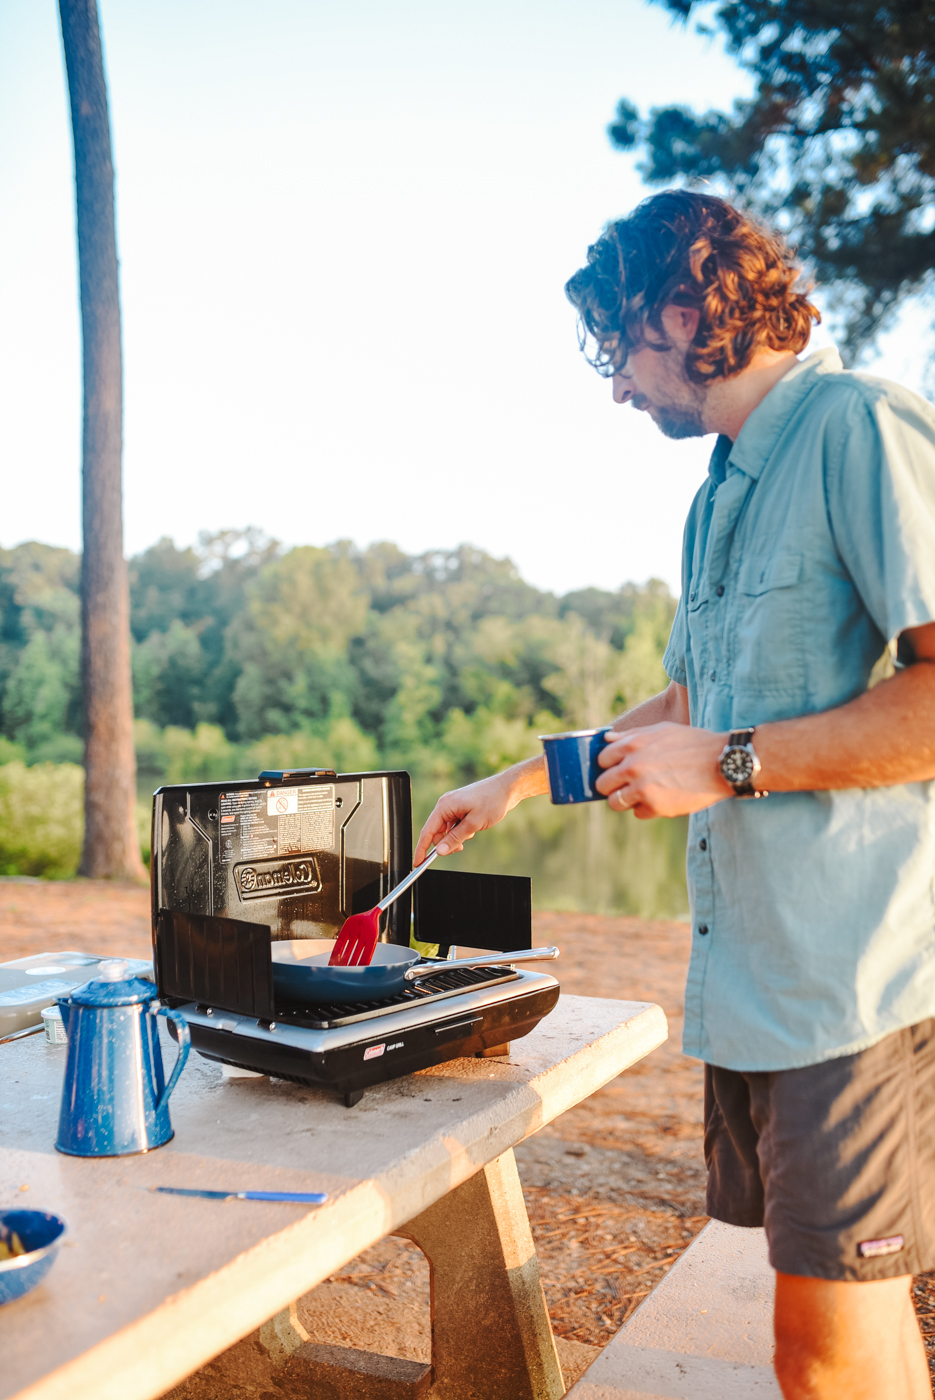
[0,993,665,1400]
[566,1219,780,1399]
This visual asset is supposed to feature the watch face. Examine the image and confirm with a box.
[721,746,755,786]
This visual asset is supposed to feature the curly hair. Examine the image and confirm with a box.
[564,190,819,384]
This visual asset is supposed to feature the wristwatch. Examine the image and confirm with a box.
[718,728,768,799]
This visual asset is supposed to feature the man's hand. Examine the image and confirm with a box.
[413,756,549,864]
[595,722,732,818]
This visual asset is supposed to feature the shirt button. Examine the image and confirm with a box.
[689,591,697,602]
[698,923,709,936]
[709,671,717,682]
[699,839,707,851]
[716,585,725,597]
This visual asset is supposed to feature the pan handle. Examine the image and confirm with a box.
[403,946,560,982]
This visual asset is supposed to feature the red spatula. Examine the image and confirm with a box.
[328,848,441,966]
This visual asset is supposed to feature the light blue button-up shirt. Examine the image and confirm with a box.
[662,347,935,1071]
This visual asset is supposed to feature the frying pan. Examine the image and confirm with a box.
[271,939,559,1005]
[272,940,421,1004]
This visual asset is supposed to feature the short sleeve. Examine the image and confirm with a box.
[663,501,698,688]
[825,383,935,646]
[663,594,688,686]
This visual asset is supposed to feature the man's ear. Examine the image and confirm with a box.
[660,304,700,348]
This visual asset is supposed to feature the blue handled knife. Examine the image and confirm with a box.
[152,1186,327,1204]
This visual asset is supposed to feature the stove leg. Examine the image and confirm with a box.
[395,1148,564,1400]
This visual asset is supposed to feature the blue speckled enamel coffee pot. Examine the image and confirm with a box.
[55,960,191,1157]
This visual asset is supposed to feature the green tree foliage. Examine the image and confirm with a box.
[129,528,278,735]
[0,534,680,890]
[609,0,935,359]
[0,761,84,878]
[0,533,676,790]
[0,544,82,763]
[232,544,368,739]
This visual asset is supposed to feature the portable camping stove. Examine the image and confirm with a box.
[152,768,559,1104]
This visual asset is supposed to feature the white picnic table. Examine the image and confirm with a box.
[0,993,666,1400]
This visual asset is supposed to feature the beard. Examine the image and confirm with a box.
[653,405,706,439]
[631,391,706,440]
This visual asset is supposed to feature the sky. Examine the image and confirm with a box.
[0,0,927,597]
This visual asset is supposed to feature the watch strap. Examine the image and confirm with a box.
[721,726,768,799]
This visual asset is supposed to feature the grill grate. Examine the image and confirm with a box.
[273,964,520,1029]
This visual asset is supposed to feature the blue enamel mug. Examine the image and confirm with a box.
[539,727,612,804]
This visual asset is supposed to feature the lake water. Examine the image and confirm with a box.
[411,781,689,919]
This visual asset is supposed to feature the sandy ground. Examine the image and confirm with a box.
[3,878,934,1394]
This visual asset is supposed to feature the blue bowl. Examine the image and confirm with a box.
[539,728,611,804]
[0,1210,66,1306]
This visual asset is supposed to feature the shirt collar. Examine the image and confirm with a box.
[707,346,844,485]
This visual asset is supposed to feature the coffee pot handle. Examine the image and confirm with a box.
[154,1006,191,1109]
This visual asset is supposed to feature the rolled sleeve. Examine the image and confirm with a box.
[826,385,935,647]
[663,596,688,686]
[663,489,704,689]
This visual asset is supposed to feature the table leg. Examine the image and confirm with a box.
[395,1148,565,1400]
[258,1301,311,1364]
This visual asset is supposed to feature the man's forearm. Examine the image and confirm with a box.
[758,660,935,792]
[595,639,935,819]
[501,753,550,806]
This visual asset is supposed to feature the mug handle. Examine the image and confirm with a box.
[154,1006,191,1109]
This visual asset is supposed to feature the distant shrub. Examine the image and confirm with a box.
[0,761,84,878]
[0,738,26,765]
[440,707,561,778]
[23,734,84,766]
[162,723,240,784]
[136,801,152,868]
[247,718,379,778]
[134,718,168,786]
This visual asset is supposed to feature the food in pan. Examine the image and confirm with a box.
[0,1231,26,1261]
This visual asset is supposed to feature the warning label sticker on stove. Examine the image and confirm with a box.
[219,785,336,862]
[300,785,335,850]
[268,788,298,816]
[220,789,277,861]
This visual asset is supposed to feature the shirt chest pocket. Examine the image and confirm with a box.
[738,552,803,596]
[731,551,807,708]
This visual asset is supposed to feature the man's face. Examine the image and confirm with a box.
[610,305,707,440]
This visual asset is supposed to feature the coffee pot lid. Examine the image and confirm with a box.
[66,959,159,1007]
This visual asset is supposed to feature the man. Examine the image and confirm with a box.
[414,190,935,1400]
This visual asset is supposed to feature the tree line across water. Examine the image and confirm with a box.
[0,532,675,877]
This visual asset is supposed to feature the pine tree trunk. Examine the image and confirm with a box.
[59,0,145,881]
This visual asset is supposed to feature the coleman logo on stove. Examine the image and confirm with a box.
[234,857,321,900]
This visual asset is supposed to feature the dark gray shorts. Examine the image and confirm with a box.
[704,1019,935,1280]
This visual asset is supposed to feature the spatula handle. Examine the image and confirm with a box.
[376,847,440,913]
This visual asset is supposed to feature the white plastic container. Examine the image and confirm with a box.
[41,1005,68,1045]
